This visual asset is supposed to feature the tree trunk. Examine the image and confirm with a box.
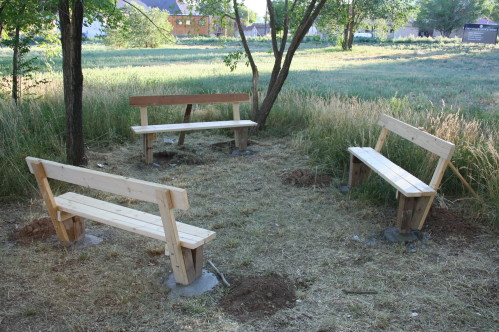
[12,26,20,103]
[59,0,86,166]
[252,0,327,130]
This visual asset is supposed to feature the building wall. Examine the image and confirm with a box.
[168,15,212,36]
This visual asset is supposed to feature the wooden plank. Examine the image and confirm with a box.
[143,133,154,164]
[429,158,450,190]
[374,127,389,152]
[178,104,193,146]
[362,148,434,194]
[378,114,455,160]
[233,127,249,150]
[26,157,189,210]
[55,193,215,248]
[348,147,435,196]
[348,154,370,187]
[130,93,250,107]
[156,189,190,285]
[397,195,416,233]
[131,120,257,134]
[30,162,71,246]
[60,193,215,245]
[140,107,148,126]
[411,196,433,230]
[232,102,241,121]
[58,193,214,241]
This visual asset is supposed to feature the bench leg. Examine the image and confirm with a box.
[348,155,370,187]
[182,246,204,284]
[143,133,154,164]
[233,127,248,150]
[62,216,85,242]
[397,195,433,233]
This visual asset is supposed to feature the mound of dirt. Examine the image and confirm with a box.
[283,169,332,187]
[424,207,481,243]
[10,217,56,245]
[219,273,296,322]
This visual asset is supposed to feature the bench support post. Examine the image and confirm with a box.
[143,134,155,164]
[233,127,249,150]
[348,155,370,187]
[397,195,433,233]
[182,246,204,283]
[178,104,193,146]
[32,161,70,245]
[157,189,197,285]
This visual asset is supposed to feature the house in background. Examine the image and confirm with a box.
[82,0,237,38]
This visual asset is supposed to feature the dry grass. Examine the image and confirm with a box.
[1,132,497,331]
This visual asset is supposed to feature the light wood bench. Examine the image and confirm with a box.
[130,93,258,163]
[348,114,455,233]
[26,157,216,285]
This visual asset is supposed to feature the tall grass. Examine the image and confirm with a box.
[293,93,498,219]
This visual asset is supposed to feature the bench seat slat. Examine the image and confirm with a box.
[131,120,257,134]
[348,147,436,197]
[55,193,216,249]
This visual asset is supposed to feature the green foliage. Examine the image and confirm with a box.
[223,51,248,71]
[318,0,416,50]
[415,0,487,37]
[103,3,175,48]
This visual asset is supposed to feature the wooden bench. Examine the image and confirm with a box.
[26,157,216,285]
[348,114,455,233]
[130,93,258,163]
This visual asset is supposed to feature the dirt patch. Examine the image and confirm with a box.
[219,273,296,322]
[423,207,481,243]
[283,169,332,187]
[10,217,56,245]
[153,149,204,165]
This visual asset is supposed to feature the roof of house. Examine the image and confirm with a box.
[117,0,198,15]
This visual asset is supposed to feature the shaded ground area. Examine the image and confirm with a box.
[219,273,296,322]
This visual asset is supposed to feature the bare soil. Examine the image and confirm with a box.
[219,273,296,322]
[9,217,56,246]
[0,133,497,332]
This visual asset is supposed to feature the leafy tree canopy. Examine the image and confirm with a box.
[414,0,487,37]
[103,3,175,48]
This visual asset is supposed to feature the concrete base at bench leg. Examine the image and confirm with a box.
[348,155,370,187]
[397,196,432,233]
[62,216,85,243]
[233,128,249,150]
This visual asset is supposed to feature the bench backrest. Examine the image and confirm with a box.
[375,114,455,189]
[377,114,455,160]
[25,157,189,210]
[129,93,249,107]
[130,93,250,126]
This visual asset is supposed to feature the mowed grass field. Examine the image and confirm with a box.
[0,39,498,331]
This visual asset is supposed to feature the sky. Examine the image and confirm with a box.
[245,0,267,18]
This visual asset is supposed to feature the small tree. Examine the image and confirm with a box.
[415,0,486,37]
[104,4,175,48]
[318,0,415,51]
[190,0,327,130]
